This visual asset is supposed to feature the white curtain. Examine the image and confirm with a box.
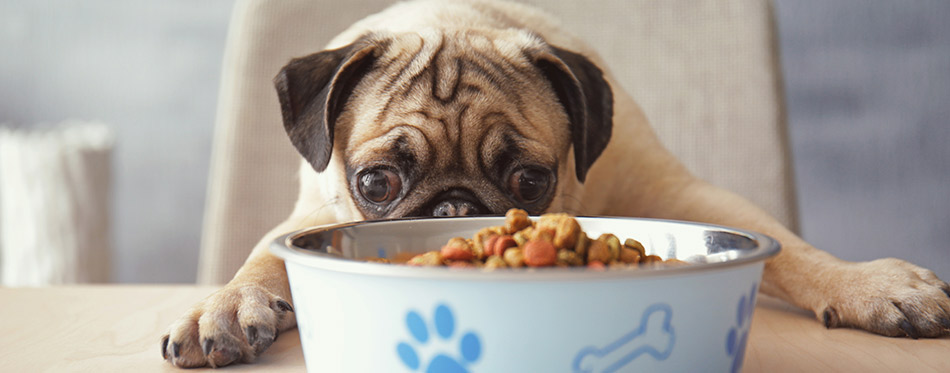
[0,122,114,286]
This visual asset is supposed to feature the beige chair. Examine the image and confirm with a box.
[198,0,798,284]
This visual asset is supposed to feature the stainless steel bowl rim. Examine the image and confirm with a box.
[269,216,781,281]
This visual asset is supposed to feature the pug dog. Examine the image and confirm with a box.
[161,0,950,368]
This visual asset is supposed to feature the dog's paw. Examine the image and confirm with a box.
[819,258,950,338]
[161,285,296,368]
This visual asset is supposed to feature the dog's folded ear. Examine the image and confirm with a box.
[533,46,613,183]
[274,37,384,172]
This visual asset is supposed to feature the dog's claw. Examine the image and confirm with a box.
[161,335,169,359]
[171,342,181,359]
[899,319,920,339]
[202,338,214,356]
[209,339,242,368]
[245,326,258,345]
[244,324,277,355]
[276,299,294,313]
[822,307,839,328]
[892,301,922,339]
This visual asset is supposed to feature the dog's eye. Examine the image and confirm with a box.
[358,169,401,204]
[509,167,550,204]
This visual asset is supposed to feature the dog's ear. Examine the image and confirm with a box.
[274,37,383,172]
[533,46,613,183]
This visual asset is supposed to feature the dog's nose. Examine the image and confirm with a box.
[427,188,486,217]
[432,200,481,216]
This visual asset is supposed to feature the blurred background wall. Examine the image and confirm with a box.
[779,0,950,277]
[0,1,232,282]
[0,0,947,283]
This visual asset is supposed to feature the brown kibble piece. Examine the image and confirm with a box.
[473,227,503,258]
[599,234,622,262]
[587,239,610,263]
[503,248,525,268]
[619,247,641,264]
[537,213,579,249]
[441,237,474,261]
[640,255,663,265]
[624,238,646,256]
[466,239,476,258]
[587,260,606,270]
[536,213,566,231]
[484,255,508,270]
[574,232,589,257]
[407,251,444,266]
[504,208,532,234]
[553,216,580,249]
[556,249,583,267]
[524,239,557,267]
[512,228,531,246]
[532,227,555,243]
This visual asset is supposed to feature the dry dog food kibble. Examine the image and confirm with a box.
[394,209,689,270]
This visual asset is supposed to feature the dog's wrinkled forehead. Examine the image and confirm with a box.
[343,29,568,173]
[374,28,547,83]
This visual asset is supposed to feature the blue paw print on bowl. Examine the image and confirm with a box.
[398,304,481,373]
[726,283,758,373]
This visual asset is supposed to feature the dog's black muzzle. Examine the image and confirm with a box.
[418,188,488,217]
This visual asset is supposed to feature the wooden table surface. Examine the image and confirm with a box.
[1,285,948,372]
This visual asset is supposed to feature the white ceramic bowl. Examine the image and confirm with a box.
[270,216,779,373]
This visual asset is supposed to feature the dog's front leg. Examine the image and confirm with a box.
[161,218,314,368]
[643,179,950,338]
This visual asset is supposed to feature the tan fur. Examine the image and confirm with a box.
[163,0,950,368]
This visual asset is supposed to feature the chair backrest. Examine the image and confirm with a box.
[198,0,797,284]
